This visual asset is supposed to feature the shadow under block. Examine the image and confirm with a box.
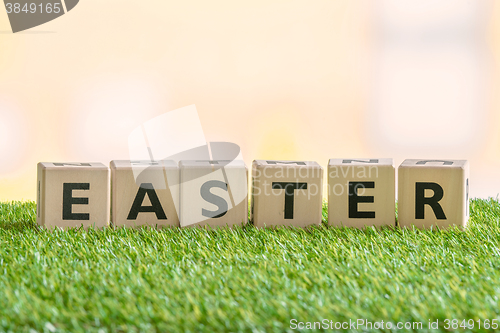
[328,158,395,228]
[36,162,110,229]
[398,159,470,229]
[179,160,248,228]
[251,160,323,228]
[110,160,179,228]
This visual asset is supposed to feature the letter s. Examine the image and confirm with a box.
[200,180,228,218]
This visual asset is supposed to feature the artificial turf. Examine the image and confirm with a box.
[0,199,499,332]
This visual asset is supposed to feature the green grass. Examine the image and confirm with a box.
[1,199,500,332]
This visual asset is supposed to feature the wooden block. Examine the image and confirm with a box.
[179,160,248,228]
[398,159,470,229]
[328,158,395,228]
[36,162,110,229]
[110,160,179,228]
[251,160,323,228]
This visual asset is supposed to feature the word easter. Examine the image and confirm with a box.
[36,159,469,230]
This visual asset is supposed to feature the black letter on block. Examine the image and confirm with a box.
[343,159,379,164]
[200,180,228,218]
[54,163,91,167]
[348,181,375,218]
[63,183,90,220]
[127,183,167,220]
[416,160,453,165]
[266,161,306,165]
[272,182,307,219]
[195,160,230,165]
[415,182,447,219]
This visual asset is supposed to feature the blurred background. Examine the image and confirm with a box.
[1,0,500,200]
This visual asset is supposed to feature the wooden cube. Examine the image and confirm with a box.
[251,160,323,228]
[328,158,395,228]
[110,160,179,228]
[398,159,470,229]
[36,162,110,229]
[179,160,248,228]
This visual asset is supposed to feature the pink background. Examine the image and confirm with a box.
[0,0,499,200]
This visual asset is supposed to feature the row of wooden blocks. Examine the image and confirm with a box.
[36,159,469,229]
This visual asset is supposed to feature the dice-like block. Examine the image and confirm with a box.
[328,158,395,228]
[398,159,470,229]
[110,160,179,228]
[180,160,248,228]
[36,162,110,229]
[251,160,323,228]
